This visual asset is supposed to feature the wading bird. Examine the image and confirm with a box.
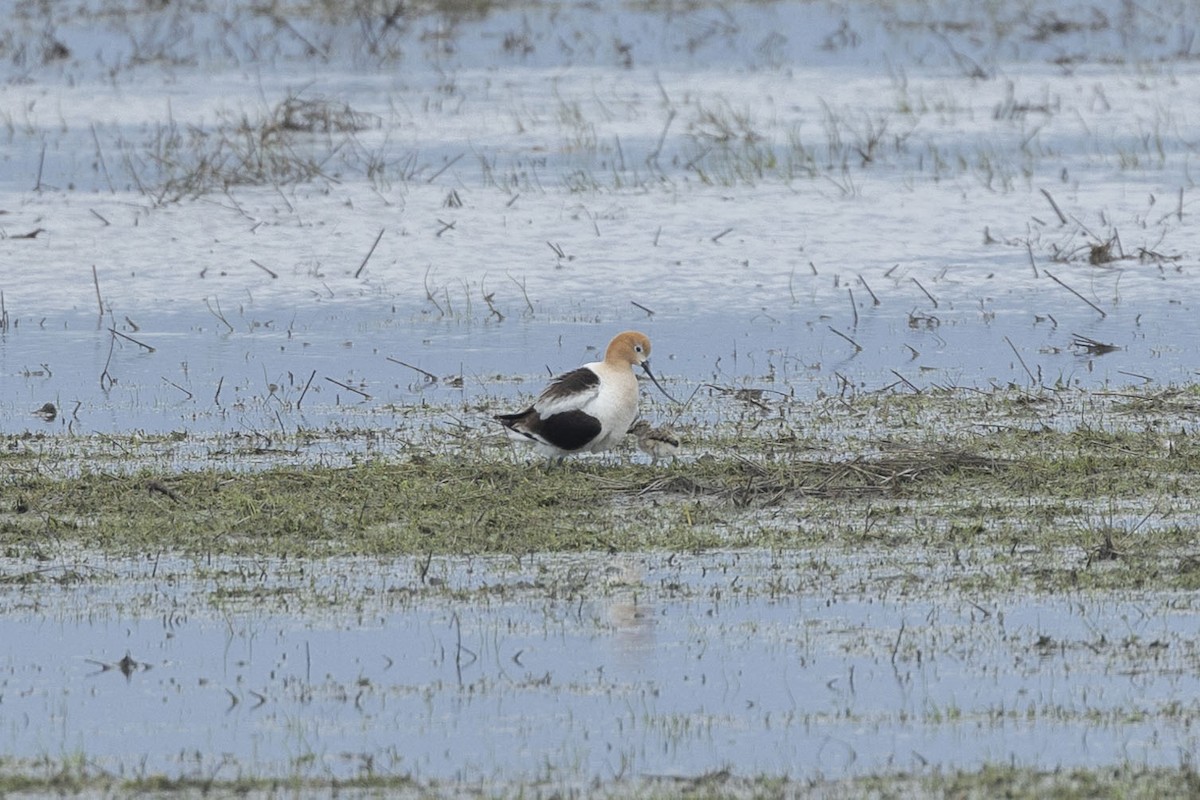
[495,331,673,460]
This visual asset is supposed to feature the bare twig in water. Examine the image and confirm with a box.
[92,265,104,316]
[1039,188,1068,225]
[934,31,988,78]
[297,369,317,408]
[889,369,920,393]
[1026,241,1039,278]
[387,357,438,384]
[848,288,859,327]
[828,326,863,353]
[646,109,675,170]
[251,259,278,279]
[508,273,534,315]
[35,143,45,191]
[1004,336,1037,384]
[891,621,906,665]
[426,152,464,184]
[631,300,655,317]
[99,333,116,391]
[354,228,385,278]
[858,274,880,306]
[324,376,372,400]
[711,227,733,243]
[911,277,938,308]
[163,377,192,400]
[1043,270,1106,318]
[90,123,114,194]
[110,328,155,352]
[205,298,236,333]
[423,266,445,316]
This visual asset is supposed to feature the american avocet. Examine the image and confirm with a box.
[495,331,669,460]
[629,419,680,465]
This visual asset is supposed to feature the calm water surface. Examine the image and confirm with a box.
[2,550,1196,784]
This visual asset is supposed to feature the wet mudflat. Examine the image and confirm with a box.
[3,0,1200,795]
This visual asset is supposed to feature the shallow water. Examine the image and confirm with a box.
[1,211,1194,440]
[2,5,1200,436]
[2,550,1197,785]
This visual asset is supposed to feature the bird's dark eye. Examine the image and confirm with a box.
[635,345,643,352]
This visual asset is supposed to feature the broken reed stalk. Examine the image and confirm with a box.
[324,376,372,400]
[646,108,675,168]
[426,152,464,184]
[848,288,859,327]
[889,369,920,393]
[1043,270,1107,318]
[828,325,863,353]
[1004,335,1037,384]
[163,377,193,400]
[857,274,880,306]
[631,300,655,317]
[92,265,103,315]
[1025,242,1039,278]
[251,259,278,279]
[354,228,385,279]
[387,357,438,383]
[35,143,45,192]
[911,277,938,308]
[109,328,155,352]
[1040,188,1068,225]
[296,369,317,408]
